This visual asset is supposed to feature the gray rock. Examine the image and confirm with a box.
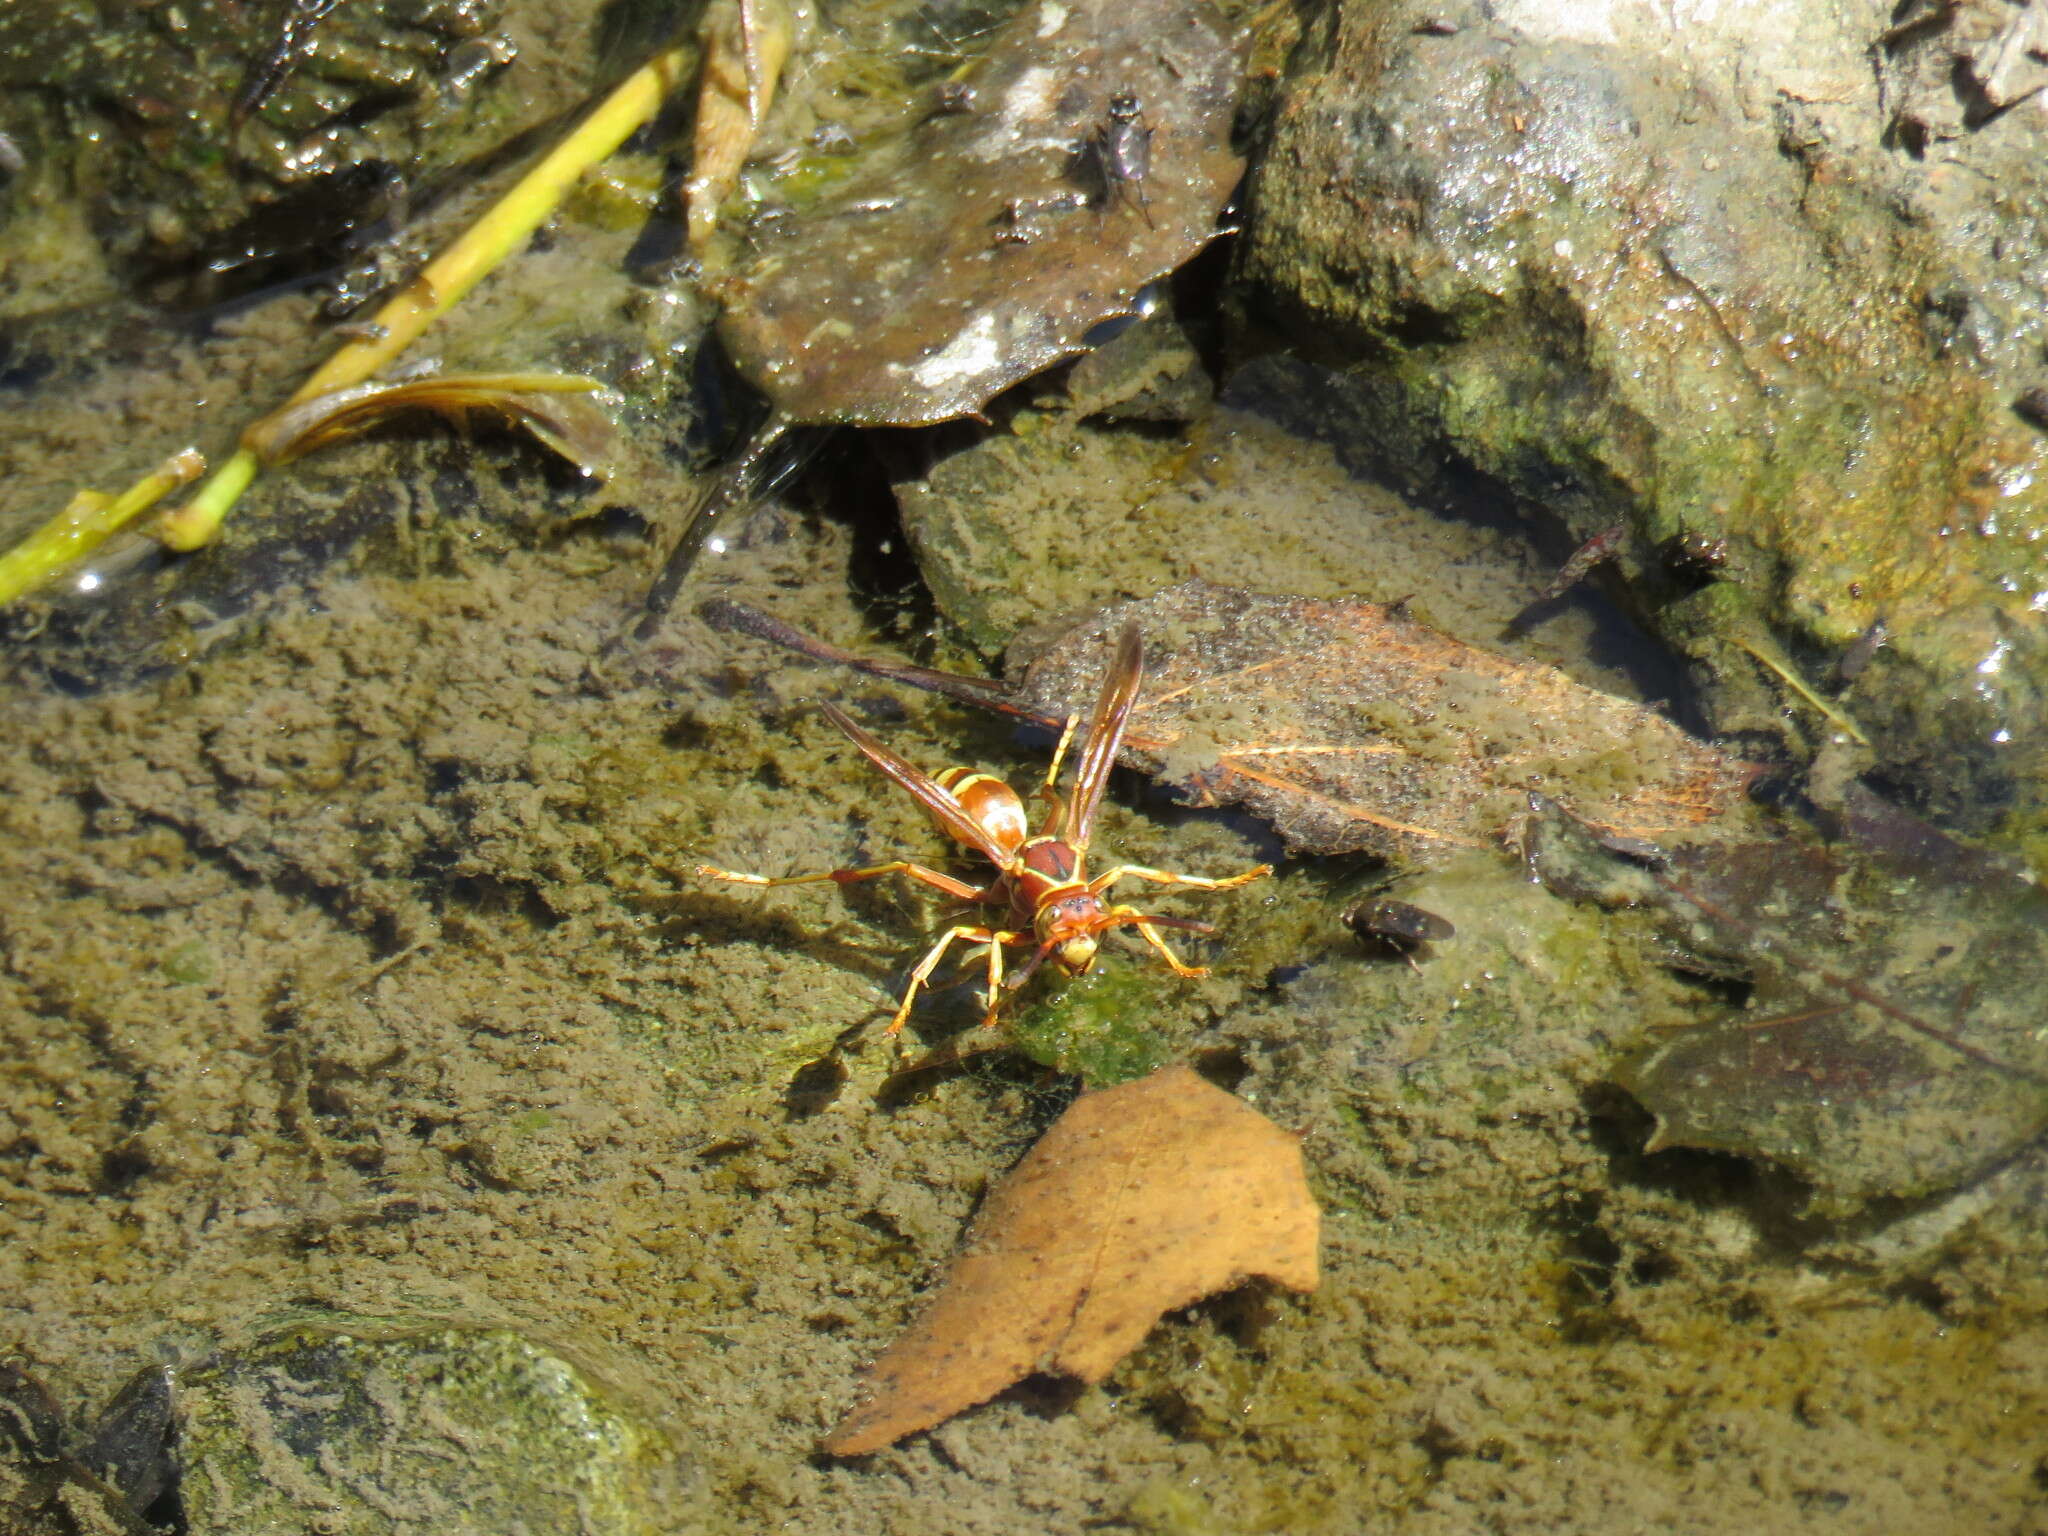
[1241,0,2048,837]
[172,1319,682,1536]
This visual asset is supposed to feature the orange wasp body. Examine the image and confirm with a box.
[698,624,1271,1035]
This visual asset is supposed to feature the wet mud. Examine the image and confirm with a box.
[2,4,2046,1528]
[3,395,2044,1531]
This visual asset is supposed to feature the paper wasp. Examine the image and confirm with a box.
[697,624,1271,1036]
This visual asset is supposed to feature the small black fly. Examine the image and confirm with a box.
[1091,92,1154,228]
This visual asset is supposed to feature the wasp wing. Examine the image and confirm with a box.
[1064,623,1144,851]
[819,701,1013,868]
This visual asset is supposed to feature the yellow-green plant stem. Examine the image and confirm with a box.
[0,46,691,604]
[157,45,690,551]
[0,449,204,605]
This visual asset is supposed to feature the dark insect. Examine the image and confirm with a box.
[1091,92,1154,228]
[993,189,1090,246]
[1662,529,1730,586]
[1833,616,1890,689]
[697,625,1271,1036]
[931,79,978,116]
[1344,896,1455,957]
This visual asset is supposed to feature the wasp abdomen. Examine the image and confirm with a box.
[933,768,1029,852]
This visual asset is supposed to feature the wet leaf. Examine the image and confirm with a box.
[1011,582,1756,858]
[684,0,799,251]
[703,582,1755,859]
[711,0,1250,425]
[241,372,617,478]
[1524,793,2048,1212]
[821,1063,1319,1455]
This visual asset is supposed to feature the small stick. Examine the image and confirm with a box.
[697,596,1033,718]
[1728,632,1872,747]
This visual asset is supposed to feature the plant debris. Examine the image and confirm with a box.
[684,0,803,251]
[1523,792,2048,1212]
[240,371,617,478]
[702,580,1756,861]
[708,0,1251,426]
[820,1063,1319,1455]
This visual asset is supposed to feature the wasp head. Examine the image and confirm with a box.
[1037,892,1108,974]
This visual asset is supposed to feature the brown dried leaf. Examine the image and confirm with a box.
[1011,582,1756,860]
[699,581,1756,861]
[712,0,1249,426]
[684,0,797,251]
[820,1064,1319,1456]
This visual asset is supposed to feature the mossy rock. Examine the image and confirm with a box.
[173,1319,682,1536]
[1241,0,2048,843]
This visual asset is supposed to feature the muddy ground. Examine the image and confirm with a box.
[3,340,2046,1532]
[0,64,2044,1532]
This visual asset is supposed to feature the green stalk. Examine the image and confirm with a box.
[0,44,692,605]
[159,44,691,551]
[0,449,203,605]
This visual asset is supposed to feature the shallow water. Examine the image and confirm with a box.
[3,12,2047,1535]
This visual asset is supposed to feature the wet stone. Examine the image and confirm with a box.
[710,0,1250,426]
[1240,0,2048,843]
[0,0,595,305]
[1526,794,2048,1214]
[172,1322,679,1536]
[1060,307,1214,424]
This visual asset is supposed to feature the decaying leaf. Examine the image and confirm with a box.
[1524,792,2048,1213]
[709,0,1251,425]
[684,0,800,251]
[703,580,1755,861]
[821,1063,1319,1455]
[240,372,617,478]
[1012,583,1755,857]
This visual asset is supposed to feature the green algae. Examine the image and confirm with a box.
[159,939,216,986]
[1004,963,1181,1087]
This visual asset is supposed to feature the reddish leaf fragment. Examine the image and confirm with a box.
[821,1064,1319,1455]
[1012,582,1756,860]
[701,583,1756,862]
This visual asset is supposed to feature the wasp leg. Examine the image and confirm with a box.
[696,858,987,902]
[887,923,1020,1035]
[1123,912,1209,977]
[1088,861,1273,895]
[1033,713,1082,832]
[977,930,1016,1029]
